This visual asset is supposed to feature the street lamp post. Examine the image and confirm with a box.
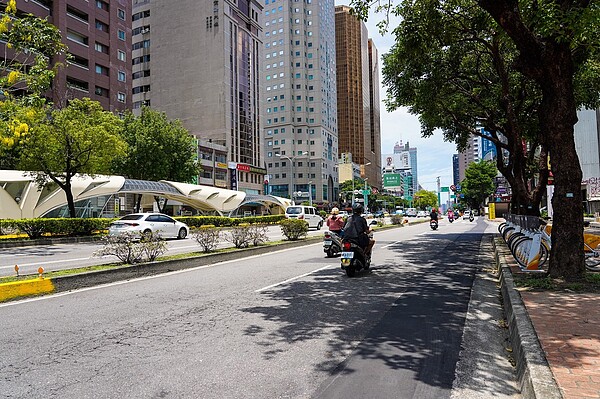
[352,162,371,206]
[308,180,313,206]
[276,152,308,204]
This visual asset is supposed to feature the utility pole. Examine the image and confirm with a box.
[437,176,441,209]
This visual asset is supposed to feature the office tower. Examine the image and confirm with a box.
[458,135,480,182]
[133,0,265,194]
[334,5,380,190]
[263,0,338,202]
[453,154,460,185]
[3,0,131,113]
[394,140,418,194]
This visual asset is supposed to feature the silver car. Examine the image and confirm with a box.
[109,213,189,239]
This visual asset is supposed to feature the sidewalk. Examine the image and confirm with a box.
[494,236,600,399]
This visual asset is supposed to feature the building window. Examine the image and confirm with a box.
[118,71,126,82]
[117,92,126,103]
[66,30,88,46]
[118,50,126,61]
[95,86,109,97]
[95,64,109,76]
[95,20,109,32]
[118,30,126,41]
[118,9,125,20]
[95,42,109,54]
[96,0,109,11]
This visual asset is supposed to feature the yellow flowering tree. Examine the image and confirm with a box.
[0,0,68,168]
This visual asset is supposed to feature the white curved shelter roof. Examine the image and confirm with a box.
[0,170,290,219]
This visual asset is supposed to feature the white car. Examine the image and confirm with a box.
[285,205,323,229]
[109,213,189,239]
[417,211,427,218]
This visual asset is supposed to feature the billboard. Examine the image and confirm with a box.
[383,173,402,188]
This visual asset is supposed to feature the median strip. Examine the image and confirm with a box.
[0,278,55,302]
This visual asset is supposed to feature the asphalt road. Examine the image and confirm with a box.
[0,217,521,398]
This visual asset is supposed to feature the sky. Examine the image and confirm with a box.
[335,0,458,192]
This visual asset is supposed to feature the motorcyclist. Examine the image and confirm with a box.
[430,208,439,222]
[343,203,375,257]
[326,207,345,236]
[447,209,454,221]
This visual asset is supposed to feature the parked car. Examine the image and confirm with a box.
[285,205,323,229]
[338,210,350,218]
[109,213,189,239]
[373,211,385,218]
[417,211,427,218]
[406,208,418,217]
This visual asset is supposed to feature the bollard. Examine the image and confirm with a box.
[38,266,44,279]
[14,265,19,277]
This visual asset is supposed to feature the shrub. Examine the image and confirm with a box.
[225,225,252,248]
[93,232,166,264]
[390,215,404,225]
[192,225,222,253]
[279,219,308,240]
[248,224,269,246]
[2,218,112,238]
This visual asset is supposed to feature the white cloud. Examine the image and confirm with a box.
[336,0,458,192]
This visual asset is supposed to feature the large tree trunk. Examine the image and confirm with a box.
[541,52,585,279]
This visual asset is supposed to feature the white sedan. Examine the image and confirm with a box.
[109,213,189,239]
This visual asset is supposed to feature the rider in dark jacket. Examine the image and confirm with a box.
[430,209,439,221]
[343,203,375,256]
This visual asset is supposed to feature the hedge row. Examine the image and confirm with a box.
[0,218,112,239]
[0,215,287,239]
[174,215,285,228]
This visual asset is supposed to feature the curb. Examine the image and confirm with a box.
[492,237,563,399]
[1,236,323,302]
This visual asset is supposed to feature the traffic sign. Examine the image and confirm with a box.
[456,184,462,191]
[441,186,449,193]
[450,184,456,191]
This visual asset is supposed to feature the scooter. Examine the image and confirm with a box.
[430,219,438,230]
[340,221,376,277]
[448,214,454,223]
[323,230,342,258]
[469,213,475,222]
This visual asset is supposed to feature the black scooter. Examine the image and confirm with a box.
[323,230,342,257]
[430,219,438,230]
[340,221,376,277]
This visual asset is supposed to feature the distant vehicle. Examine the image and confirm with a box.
[373,211,385,218]
[109,213,189,239]
[417,210,427,218]
[285,205,323,229]
[338,210,350,218]
[406,208,417,217]
[463,210,471,220]
[394,210,404,216]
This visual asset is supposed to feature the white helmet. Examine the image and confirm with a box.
[331,207,339,215]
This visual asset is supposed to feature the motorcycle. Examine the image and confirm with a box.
[340,221,376,277]
[323,230,342,258]
[469,213,475,222]
[430,219,438,230]
[448,214,454,223]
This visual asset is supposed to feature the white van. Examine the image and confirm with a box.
[285,205,323,229]
[406,208,417,217]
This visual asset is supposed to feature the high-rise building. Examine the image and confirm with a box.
[458,135,480,182]
[394,140,418,194]
[452,154,460,185]
[131,0,265,194]
[262,0,338,202]
[334,5,380,189]
[3,0,131,113]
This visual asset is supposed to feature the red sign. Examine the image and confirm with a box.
[236,164,251,172]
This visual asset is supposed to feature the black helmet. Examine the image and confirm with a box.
[352,203,364,215]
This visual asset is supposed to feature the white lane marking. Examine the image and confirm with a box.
[0,243,322,308]
[255,264,333,293]
[382,241,402,249]
[0,257,91,269]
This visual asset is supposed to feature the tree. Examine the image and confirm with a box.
[0,0,68,169]
[461,161,497,210]
[18,98,125,217]
[350,0,600,279]
[112,107,199,212]
[413,190,438,210]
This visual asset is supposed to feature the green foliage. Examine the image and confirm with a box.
[2,218,111,238]
[175,215,284,228]
[462,161,498,209]
[112,108,199,183]
[413,190,438,209]
[279,218,309,240]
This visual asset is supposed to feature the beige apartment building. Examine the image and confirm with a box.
[334,5,381,190]
[131,0,266,194]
